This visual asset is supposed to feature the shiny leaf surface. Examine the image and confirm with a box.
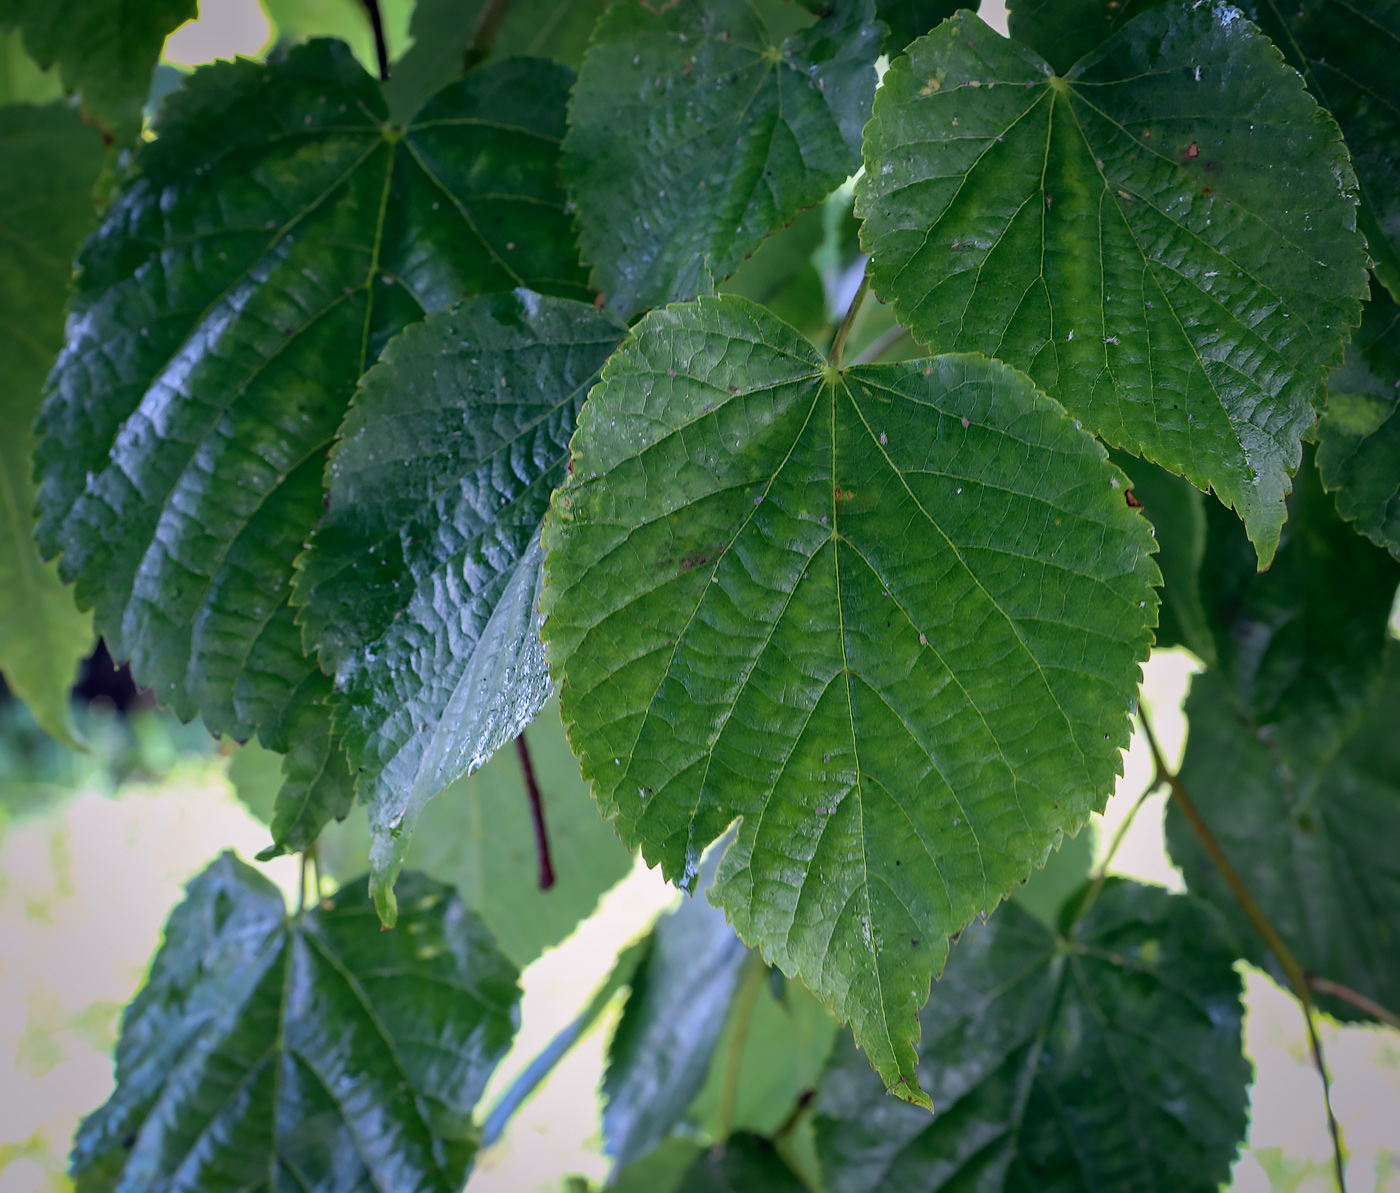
[71,852,520,1193]
[859,6,1368,564]
[814,880,1249,1192]
[563,0,882,317]
[34,43,588,751]
[542,296,1158,1102]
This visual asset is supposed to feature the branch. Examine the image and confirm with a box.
[1138,707,1348,1193]
[358,0,390,82]
[828,273,870,368]
[849,323,910,366]
[1307,975,1400,1030]
[516,732,556,890]
[464,0,515,71]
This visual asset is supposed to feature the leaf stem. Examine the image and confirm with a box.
[715,953,765,1143]
[464,0,515,71]
[516,732,556,890]
[1307,976,1400,1030]
[358,0,391,82]
[1071,774,1156,926]
[828,273,870,368]
[850,323,910,365]
[298,851,309,915]
[1138,706,1348,1193]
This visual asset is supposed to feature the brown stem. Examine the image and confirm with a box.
[516,732,555,890]
[358,0,391,81]
[828,274,869,368]
[464,0,515,71]
[1307,975,1400,1030]
[1138,707,1348,1193]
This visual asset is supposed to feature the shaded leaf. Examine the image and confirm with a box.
[722,205,829,343]
[609,1139,707,1193]
[496,0,615,64]
[542,296,1158,1103]
[71,852,520,1193]
[1007,823,1094,927]
[294,291,625,908]
[34,43,588,753]
[1317,285,1400,558]
[0,102,101,744]
[1006,0,1164,74]
[563,0,882,317]
[859,6,1368,564]
[675,1134,809,1193]
[0,0,194,138]
[264,0,414,76]
[876,0,962,53]
[814,880,1249,1192]
[383,0,486,120]
[0,27,63,103]
[319,699,635,971]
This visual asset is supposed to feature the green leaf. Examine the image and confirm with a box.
[1167,664,1400,1024]
[34,43,588,752]
[1007,822,1094,927]
[675,1134,810,1193]
[319,700,635,970]
[541,295,1158,1104]
[1006,0,1164,75]
[859,6,1369,565]
[1317,285,1400,558]
[1108,450,1214,661]
[0,0,195,139]
[0,102,102,745]
[722,205,830,343]
[383,0,486,120]
[1198,448,1400,756]
[875,0,961,54]
[813,880,1250,1191]
[1240,0,1400,303]
[0,28,63,103]
[70,852,521,1192]
[264,0,414,76]
[609,1139,707,1193]
[495,0,615,64]
[562,0,883,318]
[294,292,624,903]
[604,850,751,1168]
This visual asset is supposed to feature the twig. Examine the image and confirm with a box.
[516,732,556,890]
[1138,706,1348,1193]
[1307,976,1400,1030]
[358,0,390,82]
[1070,775,1157,926]
[715,954,765,1143]
[464,0,516,71]
[298,851,309,914]
[850,323,910,365]
[828,274,870,368]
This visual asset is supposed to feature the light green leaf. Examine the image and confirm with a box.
[722,205,830,344]
[562,0,883,318]
[1006,0,1164,74]
[1198,448,1400,756]
[1167,663,1400,1024]
[541,296,1158,1104]
[71,853,521,1193]
[859,5,1369,565]
[264,0,414,75]
[495,0,615,64]
[813,880,1250,1191]
[294,292,624,905]
[0,102,101,745]
[609,1139,707,1193]
[1240,0,1400,303]
[319,700,635,970]
[1006,821,1094,926]
[34,43,588,753]
[0,0,194,139]
[1317,285,1400,558]
[0,28,62,103]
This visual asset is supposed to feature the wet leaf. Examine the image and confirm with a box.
[542,295,1158,1103]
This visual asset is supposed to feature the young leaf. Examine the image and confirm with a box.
[71,853,521,1192]
[542,296,1158,1104]
[563,0,883,317]
[1240,0,1400,303]
[675,1133,810,1193]
[295,291,625,904]
[1167,665,1400,1024]
[34,43,588,751]
[0,0,195,139]
[604,849,751,1169]
[813,880,1250,1191]
[1317,286,1400,559]
[317,700,635,971]
[0,102,101,745]
[1197,449,1400,756]
[859,6,1369,565]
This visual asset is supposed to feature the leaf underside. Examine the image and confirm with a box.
[859,5,1368,564]
[542,295,1157,1102]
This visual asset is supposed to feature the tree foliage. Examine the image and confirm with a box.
[0,0,1396,1187]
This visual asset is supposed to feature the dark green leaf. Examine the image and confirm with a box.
[294,292,624,907]
[859,6,1369,565]
[876,0,961,54]
[675,1134,809,1193]
[34,43,588,753]
[1317,285,1400,558]
[814,880,1249,1192]
[609,1139,707,1193]
[0,102,102,744]
[1007,824,1094,927]
[1168,663,1400,1023]
[1006,0,1165,75]
[0,0,195,139]
[319,699,635,970]
[722,206,829,343]
[383,0,486,120]
[1198,448,1400,755]
[264,0,413,75]
[604,849,751,1168]
[71,852,520,1192]
[562,0,883,317]
[542,296,1158,1103]
[1241,0,1400,302]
